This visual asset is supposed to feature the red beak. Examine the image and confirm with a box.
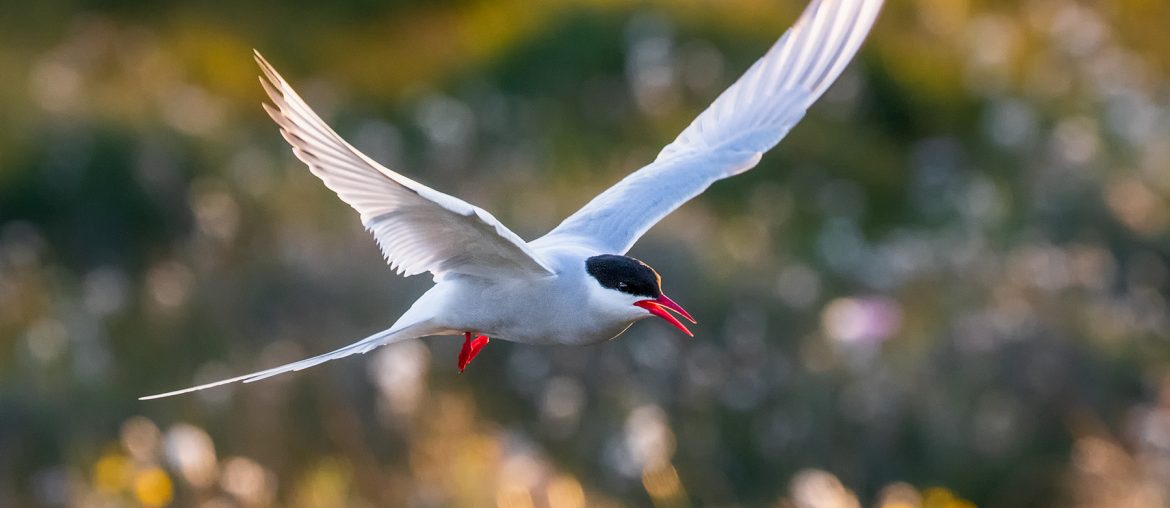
[634,293,697,336]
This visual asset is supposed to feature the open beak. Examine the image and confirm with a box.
[634,293,697,337]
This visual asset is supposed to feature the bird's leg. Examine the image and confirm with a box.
[458,331,490,373]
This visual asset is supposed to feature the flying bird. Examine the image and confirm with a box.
[142,0,883,399]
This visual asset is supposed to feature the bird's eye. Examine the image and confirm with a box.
[618,282,628,290]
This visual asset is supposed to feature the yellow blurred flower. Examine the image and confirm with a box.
[642,463,687,507]
[546,475,586,508]
[93,452,133,494]
[133,467,174,507]
[922,487,975,508]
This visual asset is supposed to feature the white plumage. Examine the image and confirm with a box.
[536,0,882,254]
[257,55,554,279]
[142,0,884,400]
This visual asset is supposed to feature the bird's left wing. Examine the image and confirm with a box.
[255,52,555,279]
[533,0,883,254]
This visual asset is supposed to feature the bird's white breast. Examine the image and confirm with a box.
[424,246,646,346]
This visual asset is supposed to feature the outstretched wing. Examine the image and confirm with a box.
[141,327,398,399]
[256,51,555,279]
[139,320,440,399]
[533,0,883,254]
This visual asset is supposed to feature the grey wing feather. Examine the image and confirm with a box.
[534,0,883,254]
[139,323,425,400]
[255,52,555,279]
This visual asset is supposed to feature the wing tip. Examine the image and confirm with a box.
[253,48,270,68]
[139,374,247,400]
[138,386,214,401]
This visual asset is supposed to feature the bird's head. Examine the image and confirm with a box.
[585,254,696,336]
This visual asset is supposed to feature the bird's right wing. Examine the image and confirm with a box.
[255,52,555,280]
[533,0,882,254]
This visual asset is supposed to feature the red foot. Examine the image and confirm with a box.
[458,332,490,373]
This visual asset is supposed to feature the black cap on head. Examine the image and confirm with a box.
[585,254,662,298]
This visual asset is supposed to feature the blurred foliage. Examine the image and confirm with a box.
[2,0,1170,506]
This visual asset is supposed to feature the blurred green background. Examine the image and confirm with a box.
[2,0,1169,506]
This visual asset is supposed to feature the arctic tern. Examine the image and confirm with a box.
[142,0,883,399]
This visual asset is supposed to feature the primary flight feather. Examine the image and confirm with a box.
[142,0,884,400]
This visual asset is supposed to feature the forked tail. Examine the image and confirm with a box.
[140,321,437,400]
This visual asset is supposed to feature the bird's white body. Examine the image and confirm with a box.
[405,245,647,347]
[142,0,884,399]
